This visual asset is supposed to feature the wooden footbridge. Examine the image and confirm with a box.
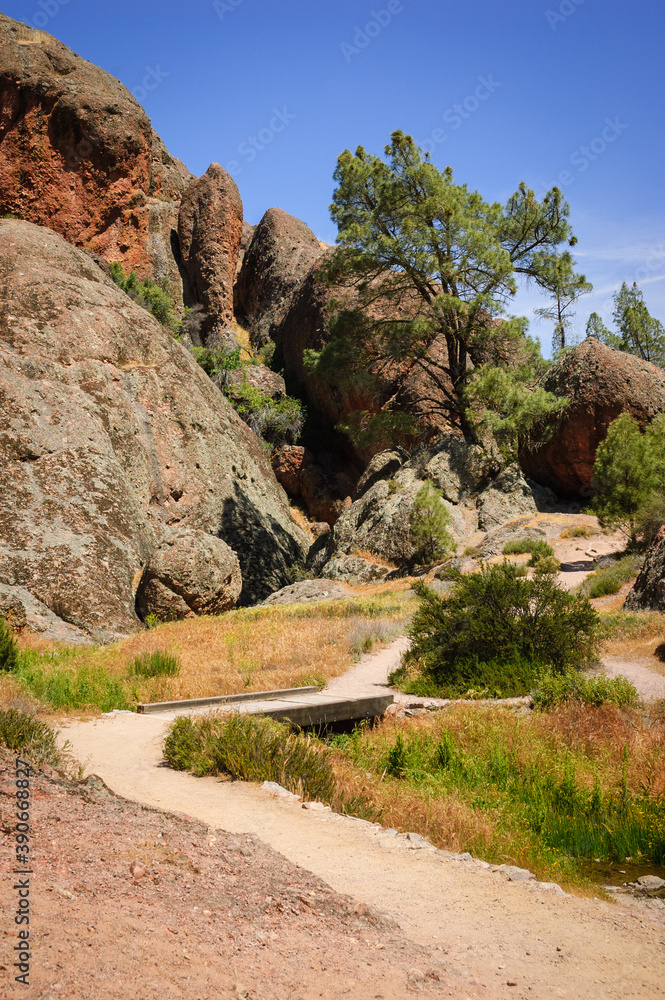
[137,686,393,729]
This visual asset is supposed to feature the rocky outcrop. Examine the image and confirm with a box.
[0,220,308,641]
[135,528,242,621]
[519,338,665,497]
[274,262,458,464]
[476,467,556,531]
[261,579,351,607]
[0,14,193,303]
[234,207,326,348]
[177,164,243,346]
[225,365,286,399]
[300,465,354,528]
[272,445,314,497]
[624,526,665,612]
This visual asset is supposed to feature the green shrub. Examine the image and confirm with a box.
[409,482,456,565]
[527,541,555,565]
[560,525,596,539]
[532,671,639,710]
[0,616,19,673]
[190,344,242,380]
[391,651,541,699]
[532,554,561,575]
[227,381,305,446]
[579,553,643,598]
[502,537,543,555]
[0,709,61,764]
[402,564,598,696]
[163,714,335,801]
[129,650,180,678]
[109,263,179,333]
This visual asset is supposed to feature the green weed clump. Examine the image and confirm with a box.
[0,616,19,673]
[0,709,61,764]
[532,672,639,710]
[109,262,179,332]
[580,553,643,599]
[502,538,551,557]
[17,661,132,713]
[129,650,180,678]
[398,565,597,698]
[163,714,335,801]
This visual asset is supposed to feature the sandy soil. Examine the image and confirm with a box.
[56,711,665,1000]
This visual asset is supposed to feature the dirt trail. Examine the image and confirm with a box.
[61,709,665,1000]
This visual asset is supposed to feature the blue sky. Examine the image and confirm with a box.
[5,0,665,354]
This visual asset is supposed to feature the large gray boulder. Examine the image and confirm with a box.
[0,220,308,641]
[136,528,242,621]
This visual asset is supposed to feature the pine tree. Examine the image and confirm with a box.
[409,482,456,565]
[585,311,618,346]
[612,282,665,366]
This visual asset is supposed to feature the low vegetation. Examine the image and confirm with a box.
[109,262,179,333]
[163,699,665,890]
[579,552,643,598]
[0,709,61,765]
[502,538,561,573]
[392,566,597,698]
[191,344,305,447]
[164,714,335,802]
[0,616,19,672]
[531,671,638,710]
[1,591,413,715]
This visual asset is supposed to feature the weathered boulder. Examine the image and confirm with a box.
[261,579,351,606]
[624,526,665,611]
[272,445,314,497]
[177,163,243,346]
[309,463,465,579]
[476,466,555,531]
[136,528,241,621]
[0,220,308,641]
[354,448,409,500]
[234,207,325,348]
[418,433,498,504]
[322,555,393,585]
[474,518,548,559]
[520,338,665,496]
[0,14,192,303]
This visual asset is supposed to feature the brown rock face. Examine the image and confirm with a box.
[0,15,193,300]
[624,526,665,612]
[272,445,314,497]
[519,338,665,497]
[0,220,308,641]
[274,260,457,464]
[178,164,243,346]
[234,207,326,348]
[135,527,242,621]
[300,466,354,528]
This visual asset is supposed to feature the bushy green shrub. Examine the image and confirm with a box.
[163,714,335,801]
[190,344,242,381]
[409,482,456,565]
[227,381,305,446]
[502,537,544,555]
[0,709,61,764]
[402,564,598,696]
[579,553,643,598]
[129,650,180,678]
[109,262,179,333]
[532,671,638,710]
[0,616,19,673]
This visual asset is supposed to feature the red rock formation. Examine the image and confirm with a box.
[272,445,314,496]
[0,14,192,300]
[234,207,326,347]
[274,259,458,464]
[178,163,244,346]
[519,338,665,497]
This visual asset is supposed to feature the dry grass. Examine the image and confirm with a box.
[7,591,414,716]
[288,504,318,540]
[597,607,665,674]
